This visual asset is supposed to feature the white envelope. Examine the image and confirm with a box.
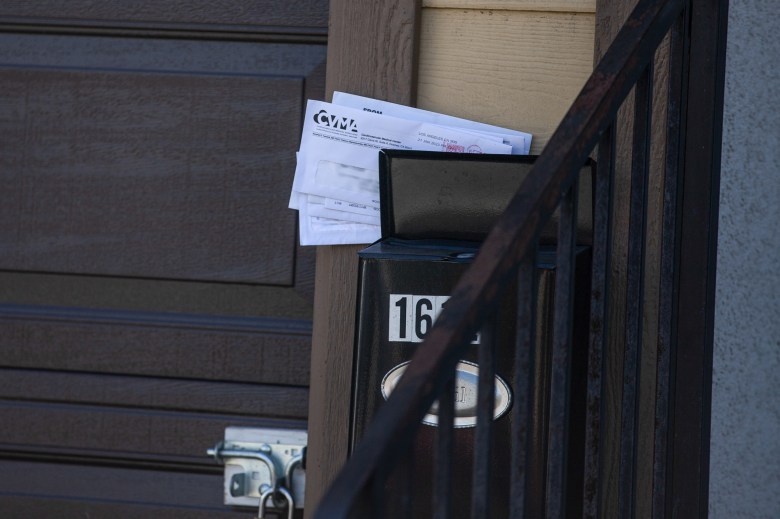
[306,195,381,226]
[290,100,513,208]
[322,197,379,218]
[332,91,532,154]
[298,201,380,246]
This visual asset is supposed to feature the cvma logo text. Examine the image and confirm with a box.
[313,110,358,133]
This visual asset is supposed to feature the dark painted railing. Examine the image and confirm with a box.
[314,0,726,516]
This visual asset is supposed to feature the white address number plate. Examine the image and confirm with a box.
[388,294,480,343]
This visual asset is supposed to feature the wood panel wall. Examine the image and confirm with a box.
[593,0,671,517]
[304,1,421,516]
[0,2,327,516]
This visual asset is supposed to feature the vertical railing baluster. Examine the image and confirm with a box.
[583,125,616,519]
[397,441,414,518]
[619,62,654,519]
[510,252,538,518]
[434,369,455,519]
[668,0,728,513]
[653,8,689,519]
[471,318,497,518]
[370,430,413,519]
[546,179,579,518]
[370,460,389,519]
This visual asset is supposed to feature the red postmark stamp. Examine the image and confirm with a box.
[443,143,465,153]
[467,145,483,154]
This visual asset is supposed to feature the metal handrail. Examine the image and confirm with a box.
[314,0,686,516]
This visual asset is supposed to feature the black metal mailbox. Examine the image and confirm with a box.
[349,151,594,518]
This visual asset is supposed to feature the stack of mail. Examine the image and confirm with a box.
[289,92,532,245]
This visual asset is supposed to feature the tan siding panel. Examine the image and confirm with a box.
[423,0,595,13]
[417,8,594,153]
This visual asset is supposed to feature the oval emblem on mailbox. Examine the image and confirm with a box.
[380,360,512,428]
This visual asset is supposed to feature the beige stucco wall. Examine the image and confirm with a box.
[710,0,780,516]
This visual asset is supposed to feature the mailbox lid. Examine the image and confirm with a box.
[358,237,560,269]
[378,150,595,243]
